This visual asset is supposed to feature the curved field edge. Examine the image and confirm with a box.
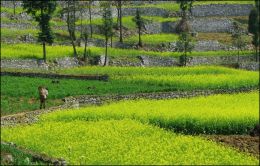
[1,120,258,165]
[40,91,259,135]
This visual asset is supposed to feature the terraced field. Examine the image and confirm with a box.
[1,66,258,115]
[1,0,259,165]
[1,43,255,59]
[1,92,259,165]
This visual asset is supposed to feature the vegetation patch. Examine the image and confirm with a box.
[40,91,259,135]
[125,33,179,44]
[1,143,46,165]
[1,66,258,115]
[1,120,258,165]
[1,43,254,59]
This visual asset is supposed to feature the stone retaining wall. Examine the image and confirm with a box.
[144,18,234,34]
[186,55,255,66]
[139,55,179,66]
[1,55,256,69]
[191,4,254,17]
[239,62,259,71]
[0,71,109,81]
[64,87,257,106]
[1,141,66,165]
[190,18,233,33]
[1,58,79,70]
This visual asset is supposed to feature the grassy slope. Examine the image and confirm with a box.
[1,66,258,115]
[1,120,258,165]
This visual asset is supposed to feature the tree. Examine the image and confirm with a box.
[248,0,259,62]
[133,9,145,47]
[12,0,17,16]
[88,0,93,38]
[175,32,194,66]
[117,0,123,43]
[231,22,246,63]
[176,0,194,33]
[82,28,89,62]
[101,2,113,66]
[64,0,78,58]
[22,0,57,63]
[176,0,195,18]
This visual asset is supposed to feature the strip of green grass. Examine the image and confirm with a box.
[1,6,24,15]
[1,66,258,115]
[1,120,258,165]
[125,33,179,44]
[1,43,255,59]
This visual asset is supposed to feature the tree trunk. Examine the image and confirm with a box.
[84,39,87,62]
[80,10,83,37]
[111,36,113,48]
[256,46,259,62]
[104,38,108,66]
[43,41,46,63]
[89,1,93,38]
[72,1,76,40]
[237,50,240,64]
[67,1,77,58]
[119,0,123,43]
[116,6,120,29]
[40,7,46,62]
[13,1,16,15]
[71,36,77,58]
[184,52,187,66]
[138,27,142,47]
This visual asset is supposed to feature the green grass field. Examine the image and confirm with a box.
[1,66,258,115]
[1,119,258,165]
[125,33,180,44]
[1,43,254,60]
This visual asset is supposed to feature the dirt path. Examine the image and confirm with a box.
[204,135,259,158]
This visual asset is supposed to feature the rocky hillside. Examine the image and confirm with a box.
[1,0,258,70]
[1,1,254,51]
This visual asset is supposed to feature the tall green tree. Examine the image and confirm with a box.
[101,2,113,66]
[176,33,194,66]
[231,22,246,63]
[22,0,57,62]
[248,0,259,61]
[133,9,145,47]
